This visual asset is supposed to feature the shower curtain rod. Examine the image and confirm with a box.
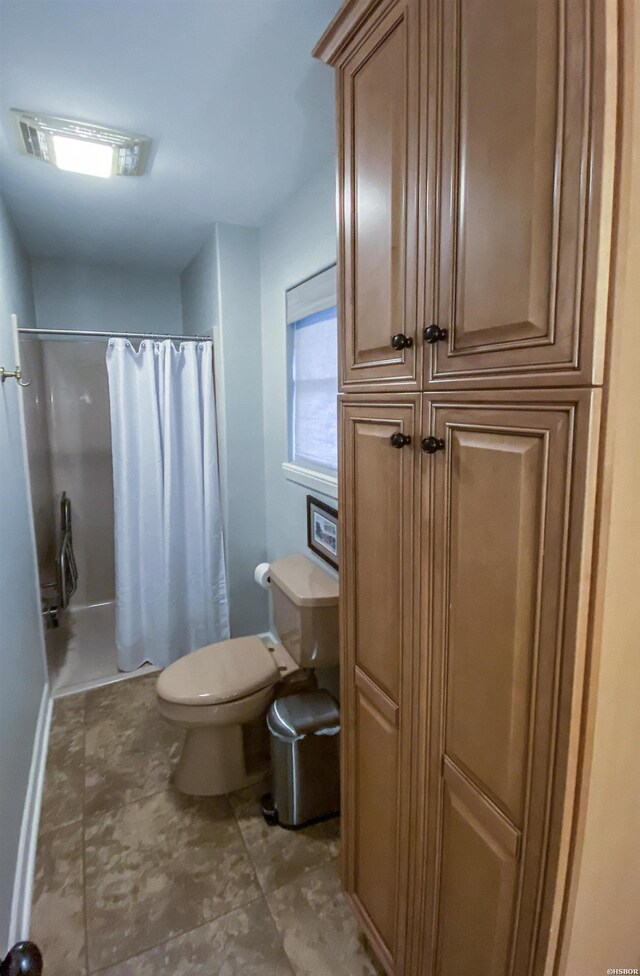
[18,328,212,342]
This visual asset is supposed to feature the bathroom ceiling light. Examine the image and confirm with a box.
[51,135,113,179]
[11,110,151,178]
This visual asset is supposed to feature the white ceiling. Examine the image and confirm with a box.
[0,0,339,271]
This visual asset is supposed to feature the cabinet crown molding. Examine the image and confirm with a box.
[312,0,389,64]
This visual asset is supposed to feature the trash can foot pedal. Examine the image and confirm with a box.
[261,792,279,826]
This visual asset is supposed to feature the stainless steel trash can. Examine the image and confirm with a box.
[262,690,340,829]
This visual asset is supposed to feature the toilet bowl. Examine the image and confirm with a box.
[156,555,339,796]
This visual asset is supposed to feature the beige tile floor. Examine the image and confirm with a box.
[31,674,383,976]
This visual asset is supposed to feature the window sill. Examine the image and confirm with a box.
[281,461,338,500]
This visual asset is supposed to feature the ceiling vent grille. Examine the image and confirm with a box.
[11,110,151,177]
[19,121,50,161]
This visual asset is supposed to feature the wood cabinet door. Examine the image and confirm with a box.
[340,395,419,974]
[416,389,600,976]
[425,0,612,388]
[338,0,421,392]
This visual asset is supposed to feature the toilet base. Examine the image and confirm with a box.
[173,723,267,796]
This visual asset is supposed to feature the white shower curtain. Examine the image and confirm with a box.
[106,338,229,671]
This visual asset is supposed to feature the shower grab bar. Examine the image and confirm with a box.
[57,492,78,609]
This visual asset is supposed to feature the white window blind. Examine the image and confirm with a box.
[287,267,337,473]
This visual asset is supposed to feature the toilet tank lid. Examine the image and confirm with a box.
[269,555,338,607]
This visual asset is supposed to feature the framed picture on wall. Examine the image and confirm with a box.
[307,495,338,570]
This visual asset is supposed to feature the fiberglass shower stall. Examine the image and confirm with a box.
[19,328,223,696]
[20,334,125,694]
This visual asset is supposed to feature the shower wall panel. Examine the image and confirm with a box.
[42,340,115,608]
[19,338,56,584]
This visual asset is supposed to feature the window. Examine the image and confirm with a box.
[291,305,338,471]
[286,265,338,484]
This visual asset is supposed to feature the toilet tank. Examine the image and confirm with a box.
[269,555,339,668]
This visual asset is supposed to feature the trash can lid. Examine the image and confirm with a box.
[267,690,340,741]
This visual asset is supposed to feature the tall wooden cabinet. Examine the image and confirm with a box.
[314,2,615,975]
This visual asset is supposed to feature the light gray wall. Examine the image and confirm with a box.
[215,223,269,635]
[182,164,338,649]
[259,160,337,562]
[31,258,183,334]
[181,234,216,338]
[258,162,338,697]
[180,225,268,636]
[0,197,47,950]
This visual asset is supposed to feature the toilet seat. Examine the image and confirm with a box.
[157,681,276,729]
[157,635,279,707]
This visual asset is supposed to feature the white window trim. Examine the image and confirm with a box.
[281,460,338,500]
[286,265,337,324]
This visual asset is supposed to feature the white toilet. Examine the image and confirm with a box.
[156,554,339,796]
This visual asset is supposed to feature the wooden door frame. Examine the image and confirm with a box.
[553,2,640,970]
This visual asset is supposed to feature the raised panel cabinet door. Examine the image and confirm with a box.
[417,389,600,976]
[338,0,421,391]
[426,0,612,388]
[339,396,418,974]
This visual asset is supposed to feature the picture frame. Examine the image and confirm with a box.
[306,495,338,570]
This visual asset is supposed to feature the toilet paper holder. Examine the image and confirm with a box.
[254,563,272,589]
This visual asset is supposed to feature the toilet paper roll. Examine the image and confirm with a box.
[254,563,271,589]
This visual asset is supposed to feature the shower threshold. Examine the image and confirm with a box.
[46,600,160,698]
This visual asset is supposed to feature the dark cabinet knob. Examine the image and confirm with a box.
[423,324,448,344]
[421,436,445,454]
[391,333,413,350]
[0,942,43,976]
[390,432,412,449]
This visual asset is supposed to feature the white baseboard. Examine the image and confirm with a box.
[9,686,52,947]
